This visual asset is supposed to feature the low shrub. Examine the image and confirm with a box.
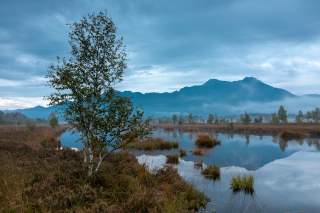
[230,175,254,194]
[195,134,220,148]
[128,137,179,150]
[202,165,220,180]
[166,155,179,164]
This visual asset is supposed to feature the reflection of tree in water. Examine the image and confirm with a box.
[306,138,320,150]
[224,192,267,213]
[227,133,234,139]
[272,134,278,144]
[259,135,263,140]
[245,134,250,145]
[278,137,320,151]
[278,138,288,152]
[172,130,178,140]
[188,132,195,141]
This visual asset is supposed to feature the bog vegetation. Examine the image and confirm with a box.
[127,137,178,150]
[202,165,220,180]
[230,175,254,194]
[195,134,220,148]
[0,126,208,212]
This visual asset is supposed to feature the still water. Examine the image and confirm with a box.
[60,129,320,212]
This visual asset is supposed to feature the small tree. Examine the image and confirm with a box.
[240,112,251,125]
[271,113,279,124]
[207,114,214,124]
[277,105,288,124]
[295,110,304,124]
[172,114,178,125]
[47,12,149,176]
[254,116,263,124]
[48,113,59,129]
[188,113,193,124]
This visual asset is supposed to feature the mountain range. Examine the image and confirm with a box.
[13,77,320,119]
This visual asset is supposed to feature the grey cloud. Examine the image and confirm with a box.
[1,0,320,103]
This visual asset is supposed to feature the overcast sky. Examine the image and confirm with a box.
[1,0,320,109]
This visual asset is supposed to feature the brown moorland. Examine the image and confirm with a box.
[0,125,208,212]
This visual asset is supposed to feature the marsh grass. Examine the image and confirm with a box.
[195,134,220,148]
[166,154,180,164]
[128,137,179,150]
[230,175,254,194]
[202,165,220,180]
[0,126,208,212]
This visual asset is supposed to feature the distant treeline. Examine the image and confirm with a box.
[151,106,320,125]
[0,111,47,125]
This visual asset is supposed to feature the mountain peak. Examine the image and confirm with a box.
[241,77,260,83]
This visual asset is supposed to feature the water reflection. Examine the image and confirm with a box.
[153,129,320,170]
[138,151,320,212]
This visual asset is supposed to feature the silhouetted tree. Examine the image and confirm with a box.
[207,114,214,124]
[172,114,178,125]
[48,113,59,129]
[295,110,304,123]
[188,113,193,124]
[271,113,279,124]
[254,116,263,124]
[240,112,251,125]
[277,105,288,124]
[47,12,149,176]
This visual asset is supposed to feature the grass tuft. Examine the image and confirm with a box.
[202,165,220,180]
[195,134,220,148]
[166,155,179,164]
[230,175,254,194]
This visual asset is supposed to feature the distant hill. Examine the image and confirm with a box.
[10,77,320,118]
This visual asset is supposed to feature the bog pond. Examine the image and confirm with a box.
[60,129,320,212]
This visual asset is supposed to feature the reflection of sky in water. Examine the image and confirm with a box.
[153,129,320,170]
[61,129,320,170]
[138,151,320,213]
[60,131,82,149]
[60,129,320,212]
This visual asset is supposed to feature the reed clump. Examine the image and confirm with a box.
[195,134,220,148]
[202,165,220,180]
[166,154,180,164]
[230,175,254,194]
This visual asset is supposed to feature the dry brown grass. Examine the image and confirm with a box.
[195,134,220,148]
[0,125,208,212]
[127,137,179,150]
[202,165,220,180]
[155,123,319,138]
[166,154,179,164]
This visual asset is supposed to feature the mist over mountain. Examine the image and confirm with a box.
[12,77,320,119]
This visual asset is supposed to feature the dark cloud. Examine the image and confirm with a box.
[1,0,320,108]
